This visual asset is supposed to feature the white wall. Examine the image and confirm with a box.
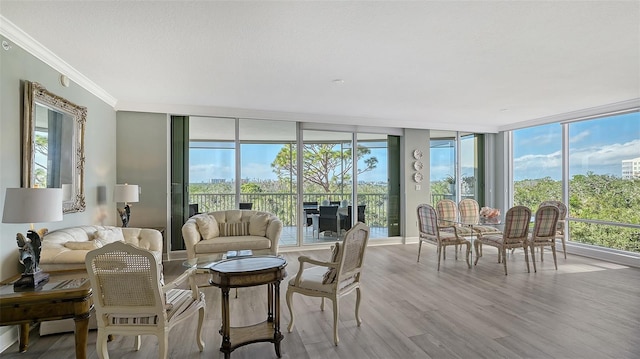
[115,112,169,232]
[403,128,430,239]
[0,35,116,349]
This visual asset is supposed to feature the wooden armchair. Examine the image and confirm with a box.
[286,223,370,345]
[528,205,561,272]
[473,206,532,275]
[417,203,471,270]
[85,242,206,359]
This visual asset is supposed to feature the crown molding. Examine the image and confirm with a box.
[0,15,117,108]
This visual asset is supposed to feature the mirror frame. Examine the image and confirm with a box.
[22,81,87,213]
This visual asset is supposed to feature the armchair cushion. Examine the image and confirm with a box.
[195,214,219,239]
[249,213,270,236]
[323,242,341,284]
[195,235,271,254]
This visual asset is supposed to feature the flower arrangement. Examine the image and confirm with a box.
[480,207,500,219]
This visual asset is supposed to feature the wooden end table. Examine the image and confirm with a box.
[204,256,287,359]
[0,269,93,359]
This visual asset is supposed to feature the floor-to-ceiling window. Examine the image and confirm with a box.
[511,110,640,254]
[177,118,401,249]
[430,131,486,205]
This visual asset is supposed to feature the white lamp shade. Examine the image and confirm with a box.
[114,184,139,203]
[2,188,64,224]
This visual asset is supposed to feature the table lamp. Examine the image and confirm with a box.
[2,188,63,289]
[114,184,139,227]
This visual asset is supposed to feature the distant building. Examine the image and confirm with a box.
[621,157,640,179]
[209,178,226,184]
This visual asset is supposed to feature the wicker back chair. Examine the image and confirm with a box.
[473,206,532,275]
[286,223,370,346]
[529,205,561,272]
[85,241,205,359]
[417,203,471,270]
[458,198,501,235]
[539,200,568,258]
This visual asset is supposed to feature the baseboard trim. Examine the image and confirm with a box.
[0,326,19,354]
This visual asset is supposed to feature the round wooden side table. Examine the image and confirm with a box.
[206,255,287,359]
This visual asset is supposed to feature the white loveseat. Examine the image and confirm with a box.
[37,225,163,335]
[182,210,282,259]
[39,225,163,271]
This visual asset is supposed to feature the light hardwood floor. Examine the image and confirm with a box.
[2,243,639,358]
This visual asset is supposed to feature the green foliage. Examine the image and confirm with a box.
[514,173,640,253]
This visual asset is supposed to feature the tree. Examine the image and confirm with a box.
[271,143,378,193]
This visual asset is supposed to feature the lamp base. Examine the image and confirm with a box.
[14,271,50,290]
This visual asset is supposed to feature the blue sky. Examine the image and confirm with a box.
[190,112,639,183]
[513,112,639,181]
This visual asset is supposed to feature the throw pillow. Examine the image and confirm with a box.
[249,213,270,237]
[64,241,99,250]
[195,214,219,240]
[219,222,250,237]
[93,228,125,247]
[322,242,341,284]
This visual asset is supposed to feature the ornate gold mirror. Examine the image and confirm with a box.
[22,81,86,213]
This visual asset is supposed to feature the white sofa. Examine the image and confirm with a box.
[39,225,163,271]
[182,210,282,259]
[37,225,163,335]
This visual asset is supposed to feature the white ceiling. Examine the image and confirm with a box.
[1,1,639,133]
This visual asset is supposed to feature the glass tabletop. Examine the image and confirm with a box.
[182,253,227,269]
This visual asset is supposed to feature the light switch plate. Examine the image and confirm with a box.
[415,184,421,190]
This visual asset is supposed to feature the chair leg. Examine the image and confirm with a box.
[530,244,537,273]
[561,234,567,259]
[321,297,325,311]
[502,248,508,275]
[133,335,141,351]
[523,245,530,273]
[332,297,340,346]
[286,290,295,333]
[355,287,362,326]
[551,243,558,270]
[464,242,471,268]
[436,244,442,271]
[417,240,423,262]
[473,241,481,266]
[96,330,109,359]
[196,306,205,351]
[158,332,169,359]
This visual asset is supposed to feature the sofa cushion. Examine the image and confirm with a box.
[219,222,250,237]
[64,241,99,250]
[195,214,219,240]
[249,213,270,237]
[93,228,125,247]
[195,235,271,254]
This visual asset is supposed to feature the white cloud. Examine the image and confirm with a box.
[513,151,562,173]
[569,130,590,144]
[570,139,640,166]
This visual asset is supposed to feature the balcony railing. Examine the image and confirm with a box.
[188,193,389,227]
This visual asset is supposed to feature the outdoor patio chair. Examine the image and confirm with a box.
[318,205,339,238]
[85,241,206,359]
[286,222,370,345]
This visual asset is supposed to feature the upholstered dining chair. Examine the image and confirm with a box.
[539,200,568,259]
[436,199,473,259]
[417,203,471,270]
[85,241,206,359]
[473,206,532,275]
[286,222,370,346]
[528,205,561,272]
[458,198,502,236]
